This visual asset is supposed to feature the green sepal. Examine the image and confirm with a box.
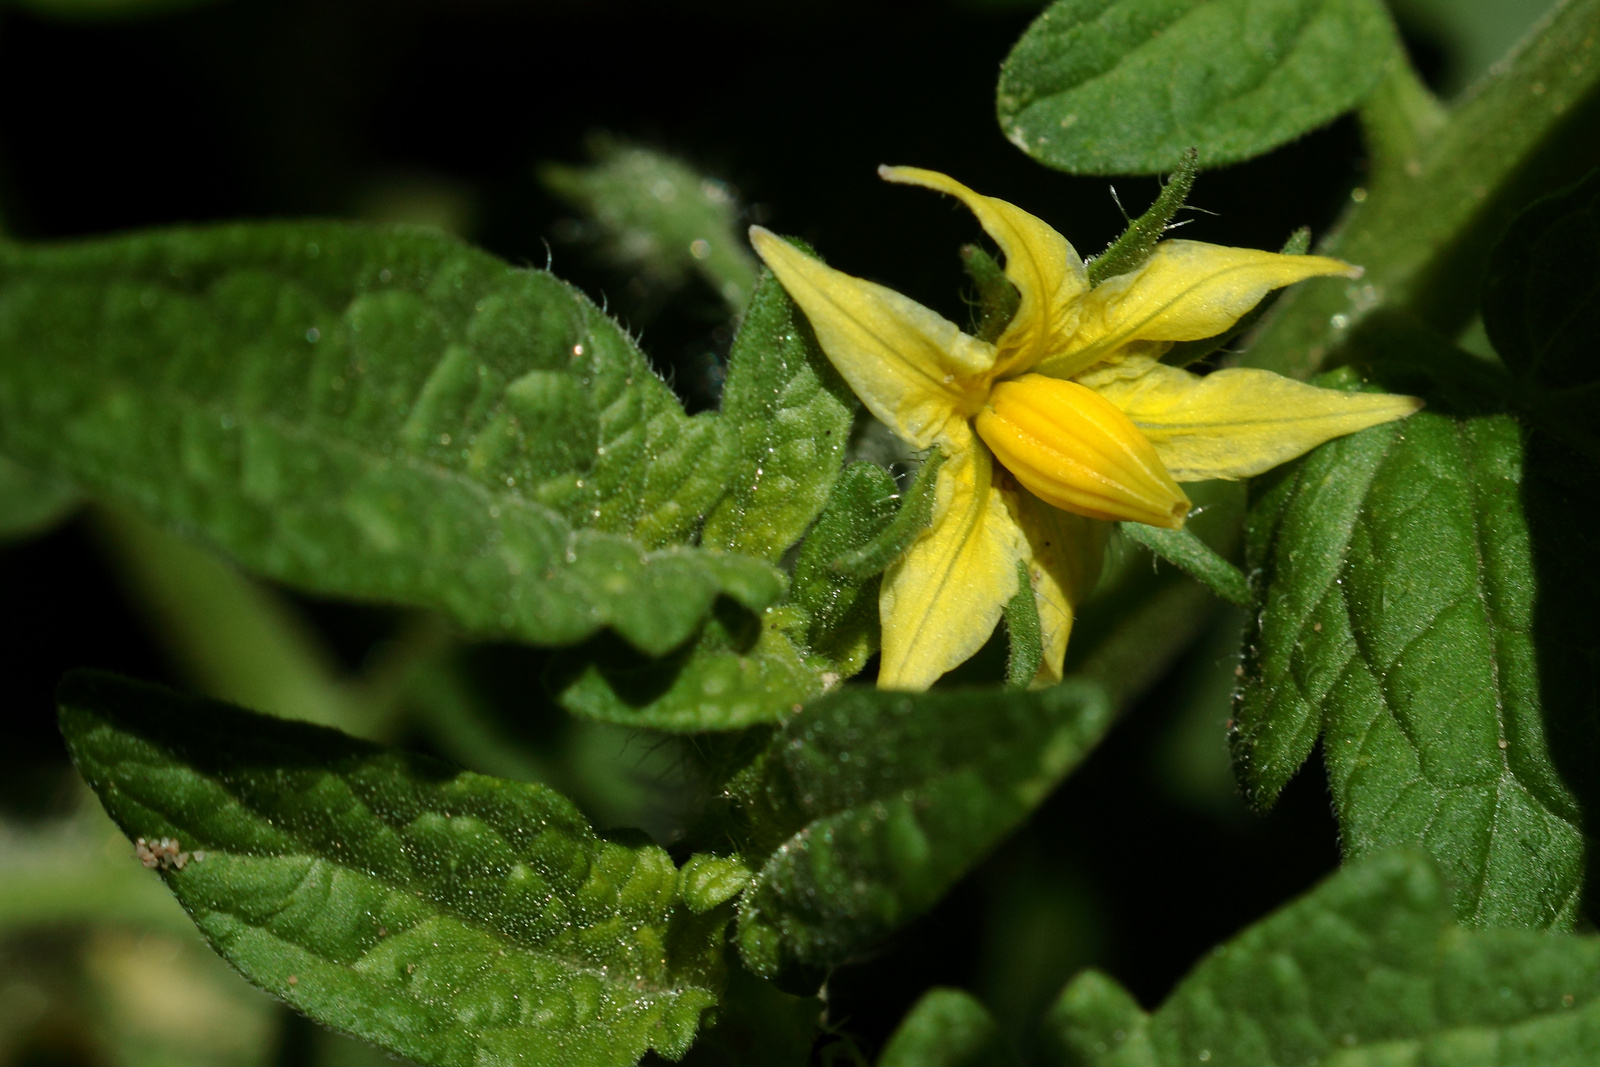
[677,966,820,1067]
[1117,522,1248,607]
[1085,149,1198,287]
[58,669,734,1067]
[1004,559,1045,688]
[831,451,946,578]
[961,244,1021,344]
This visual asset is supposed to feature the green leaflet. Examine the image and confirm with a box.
[549,462,901,733]
[0,224,782,656]
[879,990,1016,1067]
[700,269,854,561]
[542,266,868,731]
[730,682,1112,985]
[1045,851,1600,1067]
[1482,168,1600,391]
[541,137,759,310]
[548,606,824,732]
[1234,402,1588,928]
[58,670,733,1067]
[0,453,80,540]
[996,0,1396,175]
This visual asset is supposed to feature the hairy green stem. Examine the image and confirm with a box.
[1359,49,1448,188]
[1244,0,1600,378]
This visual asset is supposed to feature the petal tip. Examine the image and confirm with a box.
[747,226,788,264]
[878,164,923,186]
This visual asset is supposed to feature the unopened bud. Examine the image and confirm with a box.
[976,374,1190,528]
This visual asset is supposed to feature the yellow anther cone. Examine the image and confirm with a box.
[975,374,1190,528]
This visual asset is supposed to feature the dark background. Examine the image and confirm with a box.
[0,0,1451,1059]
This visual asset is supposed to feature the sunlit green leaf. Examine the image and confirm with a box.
[730,681,1111,984]
[1235,394,1588,928]
[0,224,781,656]
[997,0,1396,175]
[700,269,854,561]
[59,670,731,1067]
[1046,851,1600,1067]
[550,462,903,733]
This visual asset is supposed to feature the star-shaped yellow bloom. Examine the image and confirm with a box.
[750,167,1420,691]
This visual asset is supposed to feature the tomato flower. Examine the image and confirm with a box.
[750,167,1419,690]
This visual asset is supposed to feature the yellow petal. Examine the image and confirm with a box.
[975,373,1190,528]
[749,226,992,449]
[1009,488,1107,686]
[1079,356,1423,481]
[1036,239,1359,378]
[878,166,1089,376]
[878,436,1029,690]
